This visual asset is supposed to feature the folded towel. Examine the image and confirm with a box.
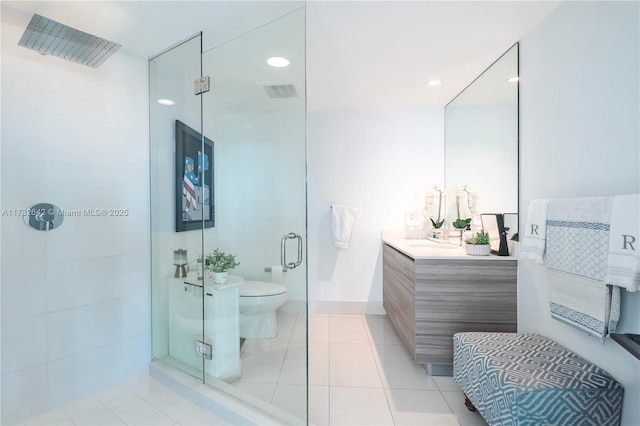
[546,197,618,342]
[520,199,549,264]
[605,194,640,292]
[331,204,358,249]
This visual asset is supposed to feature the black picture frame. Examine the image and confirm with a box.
[481,213,509,256]
[175,120,214,232]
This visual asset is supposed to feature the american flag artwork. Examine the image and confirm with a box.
[175,120,214,232]
[182,157,199,212]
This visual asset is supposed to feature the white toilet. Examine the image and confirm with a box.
[239,280,288,339]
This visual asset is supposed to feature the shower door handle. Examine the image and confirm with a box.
[281,232,303,270]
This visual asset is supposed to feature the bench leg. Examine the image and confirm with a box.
[463,394,477,412]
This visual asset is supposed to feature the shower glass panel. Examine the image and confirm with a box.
[201,8,308,423]
[149,34,206,382]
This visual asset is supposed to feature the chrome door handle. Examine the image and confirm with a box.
[281,232,303,270]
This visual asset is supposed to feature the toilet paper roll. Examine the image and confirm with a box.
[271,265,283,284]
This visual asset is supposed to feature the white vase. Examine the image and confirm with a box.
[465,244,490,256]
[212,271,228,284]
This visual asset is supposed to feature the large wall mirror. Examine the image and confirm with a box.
[444,43,519,240]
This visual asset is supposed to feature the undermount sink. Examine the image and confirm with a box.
[408,239,461,249]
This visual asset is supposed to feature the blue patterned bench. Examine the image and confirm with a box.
[453,332,624,426]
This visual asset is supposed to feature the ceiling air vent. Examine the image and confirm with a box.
[262,83,298,99]
[18,14,121,68]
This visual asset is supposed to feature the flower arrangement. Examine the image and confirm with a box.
[205,249,240,273]
[428,186,445,229]
[453,186,473,229]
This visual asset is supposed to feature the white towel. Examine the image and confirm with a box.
[331,204,358,249]
[605,194,640,292]
[520,199,549,264]
[546,197,617,342]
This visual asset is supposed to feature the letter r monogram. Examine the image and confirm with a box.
[530,224,539,235]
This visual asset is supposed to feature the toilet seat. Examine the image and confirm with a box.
[240,280,287,297]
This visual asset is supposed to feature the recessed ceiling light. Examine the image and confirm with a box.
[267,56,290,68]
[157,98,175,106]
[507,76,519,83]
[427,80,442,86]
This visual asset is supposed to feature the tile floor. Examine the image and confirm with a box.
[22,314,488,425]
[21,373,230,425]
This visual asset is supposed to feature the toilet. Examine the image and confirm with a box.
[239,280,288,339]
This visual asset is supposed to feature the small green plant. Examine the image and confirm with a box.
[205,249,240,273]
[466,231,490,245]
[452,218,471,229]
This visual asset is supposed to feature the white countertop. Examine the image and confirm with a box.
[181,273,244,290]
[382,230,517,260]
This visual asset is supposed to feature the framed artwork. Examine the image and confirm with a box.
[175,120,214,232]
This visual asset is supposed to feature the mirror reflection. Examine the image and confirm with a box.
[444,43,519,231]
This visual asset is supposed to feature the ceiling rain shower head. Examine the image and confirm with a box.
[18,14,121,68]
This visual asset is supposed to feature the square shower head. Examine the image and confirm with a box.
[18,14,121,68]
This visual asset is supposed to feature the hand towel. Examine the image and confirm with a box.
[520,199,549,264]
[546,197,617,342]
[331,204,358,249]
[605,194,640,292]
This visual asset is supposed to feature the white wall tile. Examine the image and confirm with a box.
[1,365,49,425]
[1,315,47,375]
[48,335,150,407]
[46,254,150,313]
[47,295,150,361]
[1,263,47,321]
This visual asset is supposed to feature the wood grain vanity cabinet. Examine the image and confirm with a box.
[383,243,517,366]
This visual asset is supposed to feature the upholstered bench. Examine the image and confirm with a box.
[453,332,624,426]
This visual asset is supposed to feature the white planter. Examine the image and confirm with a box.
[212,271,228,284]
[465,244,490,256]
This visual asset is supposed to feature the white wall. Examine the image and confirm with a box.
[519,2,639,424]
[307,107,444,313]
[0,5,150,423]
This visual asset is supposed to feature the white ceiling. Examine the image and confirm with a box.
[3,0,560,110]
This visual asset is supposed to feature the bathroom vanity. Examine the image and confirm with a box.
[382,236,517,374]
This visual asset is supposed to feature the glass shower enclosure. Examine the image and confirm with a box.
[149,8,307,423]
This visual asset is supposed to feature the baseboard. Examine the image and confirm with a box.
[308,300,386,315]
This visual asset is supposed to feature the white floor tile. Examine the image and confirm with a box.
[135,412,178,425]
[160,399,203,423]
[433,376,461,392]
[329,386,394,425]
[61,396,109,423]
[329,315,370,343]
[384,388,458,425]
[441,390,489,426]
[23,409,74,425]
[372,344,439,390]
[330,343,383,388]
[277,341,307,385]
[271,384,307,422]
[19,313,484,426]
[74,410,126,425]
[363,315,403,345]
[230,380,276,404]
[308,314,330,343]
[309,385,329,426]
[113,401,161,425]
[94,384,143,411]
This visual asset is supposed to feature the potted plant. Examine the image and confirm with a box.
[465,230,491,256]
[452,187,472,230]
[205,249,240,284]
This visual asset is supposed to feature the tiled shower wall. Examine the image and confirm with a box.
[1,5,151,424]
